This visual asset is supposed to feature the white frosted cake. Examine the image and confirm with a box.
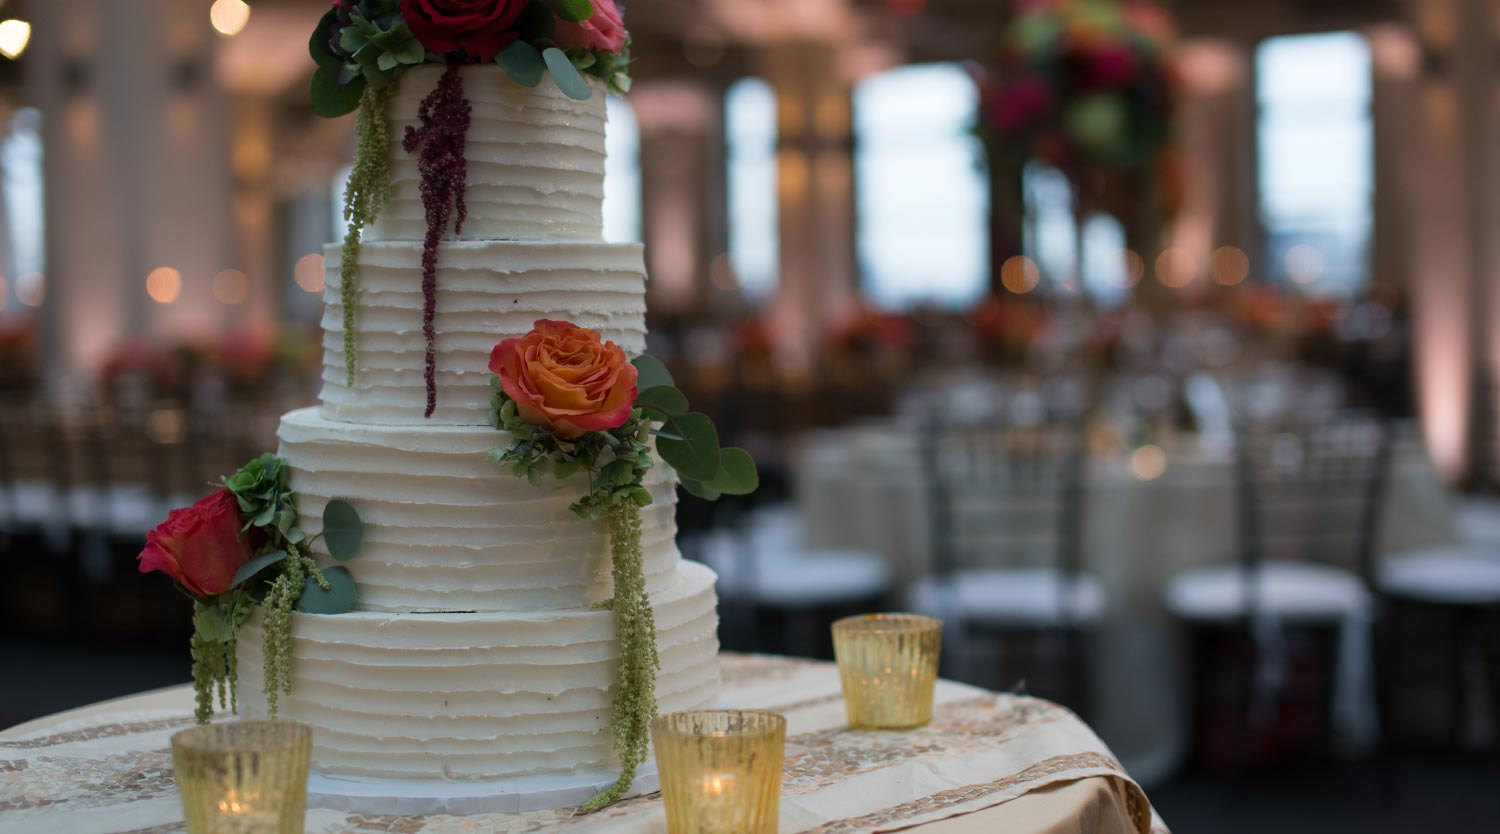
[236,66,722,782]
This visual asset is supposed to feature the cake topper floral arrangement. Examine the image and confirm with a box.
[316,0,631,413]
[489,320,758,810]
[137,457,366,724]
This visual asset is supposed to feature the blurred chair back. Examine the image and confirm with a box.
[1234,411,1393,594]
[920,387,1089,619]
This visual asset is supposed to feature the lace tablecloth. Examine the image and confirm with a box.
[0,654,1167,834]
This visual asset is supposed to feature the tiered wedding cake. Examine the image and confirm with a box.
[235,67,721,783]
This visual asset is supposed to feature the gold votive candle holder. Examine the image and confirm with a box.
[170,720,312,834]
[832,613,943,729]
[651,710,786,834]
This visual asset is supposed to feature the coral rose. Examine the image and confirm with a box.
[138,489,263,598]
[553,0,627,54]
[489,319,639,439]
[402,0,526,62]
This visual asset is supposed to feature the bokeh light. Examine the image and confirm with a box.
[1154,247,1197,288]
[16,272,44,307]
[1131,444,1168,480]
[1000,255,1040,295]
[210,0,251,37]
[212,269,249,305]
[0,20,31,60]
[708,253,739,292]
[1116,249,1145,288]
[294,254,326,293]
[1285,244,1324,284]
[1209,246,1250,286]
[146,267,182,304]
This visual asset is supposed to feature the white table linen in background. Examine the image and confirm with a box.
[794,422,1460,784]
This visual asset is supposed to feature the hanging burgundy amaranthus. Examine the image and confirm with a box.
[402,63,471,419]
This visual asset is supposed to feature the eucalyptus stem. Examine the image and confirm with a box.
[340,83,395,387]
[581,502,659,813]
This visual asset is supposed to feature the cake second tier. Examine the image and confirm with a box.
[322,239,646,426]
[279,407,682,613]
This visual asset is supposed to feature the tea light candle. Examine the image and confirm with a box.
[171,721,312,834]
[832,613,943,729]
[651,710,785,834]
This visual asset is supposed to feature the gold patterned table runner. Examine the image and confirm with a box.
[0,654,1167,834]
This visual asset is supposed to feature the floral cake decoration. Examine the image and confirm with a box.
[317,0,632,415]
[488,319,758,809]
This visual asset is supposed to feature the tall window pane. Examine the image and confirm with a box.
[854,63,986,309]
[603,96,642,244]
[1256,32,1372,295]
[726,77,778,300]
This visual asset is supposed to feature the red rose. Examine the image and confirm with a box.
[138,489,262,598]
[553,0,627,54]
[402,0,526,62]
[489,319,638,439]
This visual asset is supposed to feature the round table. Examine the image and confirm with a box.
[0,654,1167,834]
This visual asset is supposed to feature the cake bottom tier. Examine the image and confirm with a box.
[235,561,720,781]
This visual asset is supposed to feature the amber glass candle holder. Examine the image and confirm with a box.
[171,721,312,834]
[832,613,943,729]
[651,710,786,834]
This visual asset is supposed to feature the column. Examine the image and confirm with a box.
[763,43,858,373]
[27,0,234,378]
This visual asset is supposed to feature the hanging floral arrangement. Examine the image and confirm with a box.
[312,0,632,407]
[977,0,1178,181]
[138,456,366,724]
[487,320,759,810]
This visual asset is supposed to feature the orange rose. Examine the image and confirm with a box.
[489,320,638,439]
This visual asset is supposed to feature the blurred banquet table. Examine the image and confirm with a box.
[794,421,1461,785]
[0,654,1168,834]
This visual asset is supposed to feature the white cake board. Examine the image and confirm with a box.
[307,761,660,815]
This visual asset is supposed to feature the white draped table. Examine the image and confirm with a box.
[0,654,1165,834]
[795,423,1461,783]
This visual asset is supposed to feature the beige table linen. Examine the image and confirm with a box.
[794,424,1460,783]
[1,654,1167,834]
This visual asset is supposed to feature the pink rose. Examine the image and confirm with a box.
[553,0,627,54]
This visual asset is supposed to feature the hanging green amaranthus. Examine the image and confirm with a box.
[340,83,396,387]
[581,501,660,812]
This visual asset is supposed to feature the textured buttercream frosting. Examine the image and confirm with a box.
[368,66,606,243]
[321,240,647,426]
[246,64,721,788]
[279,407,682,613]
[236,561,720,780]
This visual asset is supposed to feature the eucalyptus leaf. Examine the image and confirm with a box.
[543,47,593,101]
[295,566,358,615]
[631,355,674,390]
[635,385,688,417]
[232,549,290,588]
[657,413,720,481]
[322,499,364,562]
[500,41,545,87]
[310,9,340,66]
[679,477,722,501]
[312,63,365,118]
[705,447,759,496]
[544,0,596,23]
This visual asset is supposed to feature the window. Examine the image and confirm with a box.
[725,77,778,300]
[854,63,986,309]
[603,95,641,244]
[1256,32,1373,295]
[1,108,44,306]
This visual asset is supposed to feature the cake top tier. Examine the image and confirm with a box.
[364,66,608,244]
